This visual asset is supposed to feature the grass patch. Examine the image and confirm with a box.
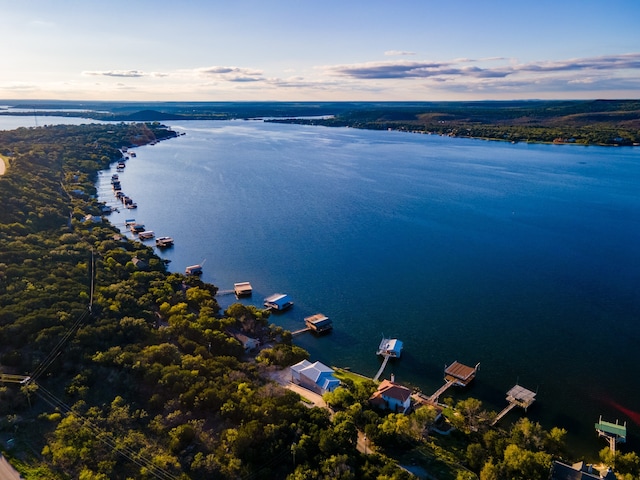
[333,367,375,386]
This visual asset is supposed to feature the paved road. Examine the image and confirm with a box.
[0,454,22,480]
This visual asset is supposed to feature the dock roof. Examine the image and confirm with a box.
[506,384,536,406]
[444,361,477,382]
[595,419,627,438]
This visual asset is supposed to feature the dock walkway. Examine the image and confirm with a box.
[373,355,391,381]
[291,327,311,337]
[492,402,517,425]
[428,379,456,403]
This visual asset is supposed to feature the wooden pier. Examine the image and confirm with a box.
[492,384,537,425]
[291,327,311,337]
[427,379,456,403]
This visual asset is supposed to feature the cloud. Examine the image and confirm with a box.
[328,53,640,81]
[384,50,416,56]
[83,70,148,78]
[195,66,263,77]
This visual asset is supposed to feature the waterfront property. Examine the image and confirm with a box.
[304,313,332,333]
[234,282,253,297]
[369,376,412,414]
[264,293,293,311]
[290,360,340,395]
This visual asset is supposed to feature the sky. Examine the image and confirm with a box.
[1,0,639,102]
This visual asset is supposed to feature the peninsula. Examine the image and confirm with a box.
[2,99,639,146]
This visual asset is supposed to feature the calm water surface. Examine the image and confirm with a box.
[90,120,637,457]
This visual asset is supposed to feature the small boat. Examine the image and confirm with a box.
[138,230,155,240]
[130,223,146,233]
[185,264,203,275]
[156,236,174,248]
[117,162,126,169]
[129,152,137,157]
[126,203,137,209]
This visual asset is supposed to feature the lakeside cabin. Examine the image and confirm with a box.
[185,264,203,276]
[304,313,333,334]
[264,293,293,311]
[234,282,253,297]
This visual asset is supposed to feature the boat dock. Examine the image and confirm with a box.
[428,361,480,403]
[304,313,332,333]
[373,337,403,381]
[595,417,627,453]
[492,384,537,425]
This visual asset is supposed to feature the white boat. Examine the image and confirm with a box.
[138,230,155,240]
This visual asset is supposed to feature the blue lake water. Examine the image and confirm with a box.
[8,116,638,457]
[95,120,640,456]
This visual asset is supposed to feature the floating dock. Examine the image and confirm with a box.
[492,384,537,425]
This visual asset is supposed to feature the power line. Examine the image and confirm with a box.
[34,384,179,480]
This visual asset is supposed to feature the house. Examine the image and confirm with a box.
[550,461,617,480]
[83,214,102,224]
[369,376,412,413]
[290,360,340,395]
[131,257,148,270]
[234,333,260,352]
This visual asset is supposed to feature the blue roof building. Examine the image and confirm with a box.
[290,360,341,395]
